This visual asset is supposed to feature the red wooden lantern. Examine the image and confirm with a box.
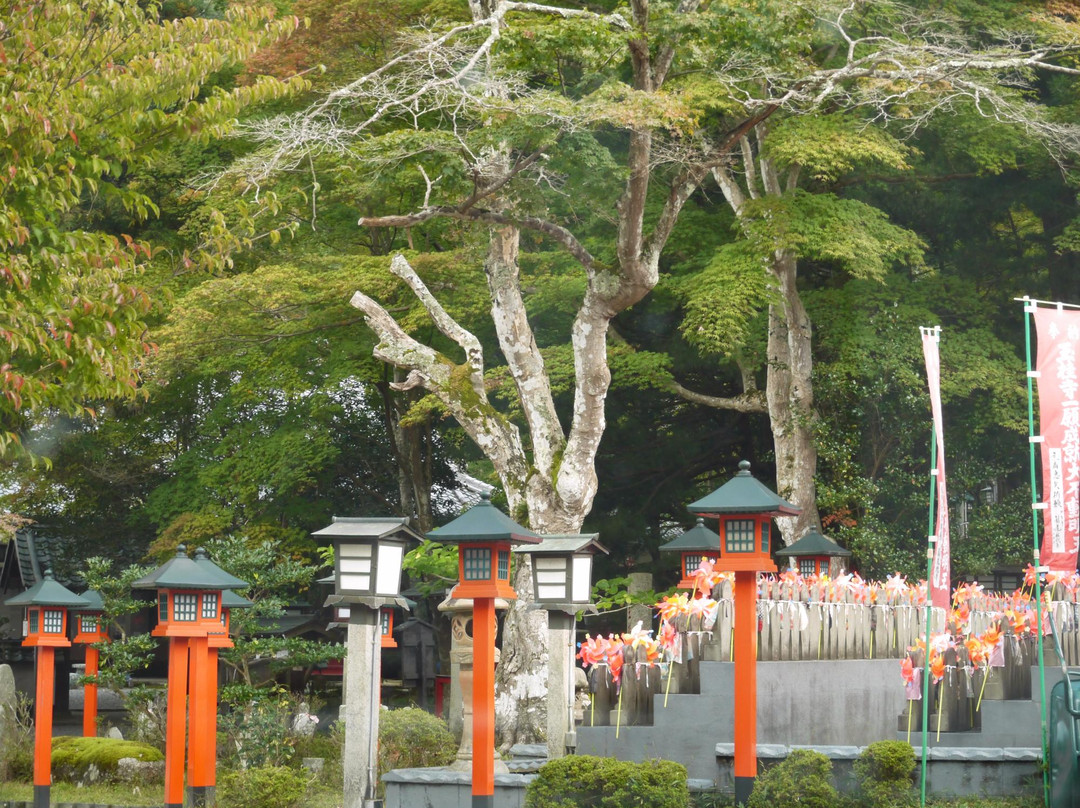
[5,570,88,808]
[72,590,109,738]
[380,607,397,649]
[774,529,851,578]
[659,519,722,589]
[133,546,247,808]
[428,491,540,808]
[689,461,800,806]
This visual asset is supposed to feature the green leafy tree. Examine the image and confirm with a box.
[0,0,303,455]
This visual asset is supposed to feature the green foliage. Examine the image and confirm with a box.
[402,540,460,595]
[218,765,310,808]
[525,755,689,808]
[377,707,456,779]
[0,692,34,781]
[854,741,917,808]
[764,115,912,182]
[746,749,837,808]
[0,0,304,455]
[219,685,303,769]
[50,736,163,782]
[123,686,168,751]
[591,576,666,614]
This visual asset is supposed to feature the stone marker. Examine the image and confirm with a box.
[0,663,16,767]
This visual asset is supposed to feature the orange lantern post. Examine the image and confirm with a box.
[5,569,88,808]
[72,589,109,737]
[428,492,540,808]
[689,461,800,806]
[132,545,247,808]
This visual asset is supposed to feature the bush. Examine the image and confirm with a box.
[0,692,34,781]
[746,749,837,808]
[854,741,916,808]
[377,706,456,775]
[219,685,299,769]
[525,755,689,808]
[50,736,163,783]
[218,765,309,808]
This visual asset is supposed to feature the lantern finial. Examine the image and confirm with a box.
[42,568,54,580]
[737,460,751,475]
[176,544,187,556]
[194,547,208,560]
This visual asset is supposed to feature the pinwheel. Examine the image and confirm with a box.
[1024,563,1038,588]
[577,634,610,668]
[884,573,908,601]
[964,636,987,668]
[900,655,916,684]
[655,593,690,624]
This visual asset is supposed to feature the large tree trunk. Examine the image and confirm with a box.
[766,250,820,543]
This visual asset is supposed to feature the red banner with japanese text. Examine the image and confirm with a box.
[921,327,951,610]
[1033,305,1080,573]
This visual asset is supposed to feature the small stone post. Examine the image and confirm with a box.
[546,610,574,760]
[344,607,380,808]
[627,572,653,631]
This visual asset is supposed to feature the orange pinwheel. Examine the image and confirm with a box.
[900,656,916,684]
[965,637,986,667]
[930,652,946,684]
[655,593,689,623]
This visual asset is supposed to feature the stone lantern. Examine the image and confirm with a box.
[658,518,722,590]
[5,570,88,808]
[312,516,421,808]
[72,589,108,737]
[515,534,607,760]
[688,460,800,805]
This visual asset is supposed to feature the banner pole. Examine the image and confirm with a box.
[920,416,935,808]
[1023,297,1051,808]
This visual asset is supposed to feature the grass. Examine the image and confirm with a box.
[0,781,164,805]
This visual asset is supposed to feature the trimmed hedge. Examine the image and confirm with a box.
[525,755,689,808]
[218,765,309,808]
[854,740,917,808]
[747,748,837,808]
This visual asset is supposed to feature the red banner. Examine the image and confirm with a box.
[1033,306,1080,573]
[921,327,951,610]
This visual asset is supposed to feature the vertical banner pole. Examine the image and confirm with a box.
[1024,298,1051,807]
[920,419,936,808]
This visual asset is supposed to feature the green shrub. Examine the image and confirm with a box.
[219,685,298,769]
[50,736,163,782]
[525,755,689,808]
[218,765,309,808]
[0,692,34,781]
[854,741,916,808]
[746,749,837,808]
[377,706,456,776]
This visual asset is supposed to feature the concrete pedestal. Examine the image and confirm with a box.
[546,611,574,761]
[344,607,380,808]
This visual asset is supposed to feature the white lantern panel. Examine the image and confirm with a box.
[340,544,373,559]
[336,606,351,621]
[340,573,371,592]
[535,557,567,571]
[340,557,372,574]
[536,569,566,584]
[375,544,404,596]
[572,555,592,602]
[537,583,567,600]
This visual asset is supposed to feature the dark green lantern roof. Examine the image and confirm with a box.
[73,589,105,613]
[221,589,254,609]
[5,568,89,608]
[774,529,851,559]
[688,460,801,516]
[658,519,722,553]
[131,545,248,591]
[427,491,541,545]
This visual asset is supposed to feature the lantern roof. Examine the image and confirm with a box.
[658,518,722,553]
[513,533,608,555]
[688,460,801,516]
[221,589,254,609]
[72,589,105,612]
[4,568,89,608]
[774,529,851,559]
[311,516,424,543]
[131,545,247,591]
[427,492,540,545]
